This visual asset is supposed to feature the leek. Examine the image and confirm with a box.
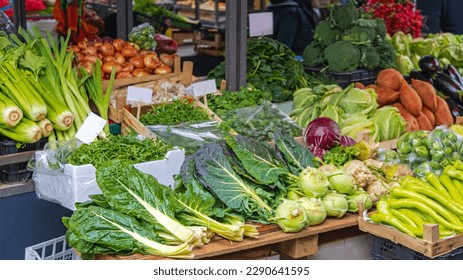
[38,118,53,138]
[0,117,42,143]
[0,92,23,127]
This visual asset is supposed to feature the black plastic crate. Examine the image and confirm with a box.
[133,11,201,34]
[305,67,379,88]
[0,137,48,184]
[371,235,463,260]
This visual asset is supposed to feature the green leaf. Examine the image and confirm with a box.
[194,144,273,221]
[225,135,287,184]
[274,130,315,174]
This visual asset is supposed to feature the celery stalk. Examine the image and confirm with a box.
[38,118,53,138]
[0,118,42,143]
[0,92,23,127]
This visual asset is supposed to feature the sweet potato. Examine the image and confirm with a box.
[355,82,365,89]
[421,105,436,127]
[411,79,438,112]
[435,96,454,126]
[391,102,419,131]
[399,80,422,117]
[366,84,377,90]
[375,86,400,106]
[416,112,433,131]
[377,68,404,91]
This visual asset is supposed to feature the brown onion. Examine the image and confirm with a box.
[83,46,98,56]
[127,42,140,50]
[143,53,160,69]
[159,53,175,68]
[121,46,138,58]
[80,61,93,74]
[100,42,115,56]
[121,62,135,73]
[102,61,122,74]
[75,52,86,62]
[102,56,116,63]
[78,39,89,50]
[114,52,125,64]
[116,71,133,79]
[132,68,150,77]
[130,56,144,68]
[154,65,173,75]
[68,45,80,53]
[82,55,101,64]
[93,41,103,49]
[139,50,151,56]
[112,38,126,52]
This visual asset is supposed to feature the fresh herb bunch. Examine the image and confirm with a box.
[208,86,273,116]
[222,101,302,142]
[323,145,360,167]
[67,135,172,168]
[140,99,210,126]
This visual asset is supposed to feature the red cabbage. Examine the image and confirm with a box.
[304,117,341,150]
[308,145,326,159]
[340,136,357,147]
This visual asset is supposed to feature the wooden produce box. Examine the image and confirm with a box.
[193,30,225,57]
[93,213,360,260]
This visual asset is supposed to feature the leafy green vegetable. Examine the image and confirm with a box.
[369,106,406,142]
[339,87,378,117]
[140,99,210,126]
[63,205,193,259]
[274,130,315,174]
[67,135,172,169]
[208,86,272,116]
[193,143,274,223]
[323,145,360,167]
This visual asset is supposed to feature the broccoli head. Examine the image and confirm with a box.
[313,21,342,46]
[359,45,380,70]
[302,44,325,67]
[330,4,359,30]
[344,25,377,43]
[324,41,361,72]
[374,38,396,68]
[374,18,387,38]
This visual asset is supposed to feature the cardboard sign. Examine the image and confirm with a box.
[191,79,217,97]
[127,86,152,103]
[249,12,273,37]
[75,113,107,144]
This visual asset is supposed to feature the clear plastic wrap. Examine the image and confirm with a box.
[128,22,157,51]
[396,126,463,177]
[221,101,302,142]
[29,139,185,210]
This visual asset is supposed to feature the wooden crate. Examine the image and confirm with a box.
[193,30,225,57]
[93,213,359,260]
[357,204,463,258]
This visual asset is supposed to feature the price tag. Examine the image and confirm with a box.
[249,12,273,37]
[127,86,152,103]
[75,113,107,144]
[191,79,217,97]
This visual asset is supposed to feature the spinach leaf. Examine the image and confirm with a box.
[274,130,315,174]
[225,135,287,185]
[194,143,274,222]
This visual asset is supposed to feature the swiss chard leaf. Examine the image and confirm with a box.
[225,135,287,184]
[274,130,315,174]
[194,143,274,222]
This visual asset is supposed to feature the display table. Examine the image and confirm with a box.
[94,213,362,260]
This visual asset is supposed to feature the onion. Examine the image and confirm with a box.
[78,39,89,50]
[144,67,154,75]
[112,38,126,52]
[101,36,113,44]
[116,71,133,79]
[80,61,93,74]
[93,41,103,49]
[127,42,140,50]
[159,53,175,67]
[130,56,144,68]
[139,50,151,56]
[103,56,116,63]
[83,46,98,56]
[68,45,80,53]
[82,55,101,64]
[114,52,125,64]
[102,61,122,74]
[121,46,138,58]
[100,42,115,56]
[143,53,160,69]
[121,62,135,73]
[154,65,172,75]
[75,52,85,62]
[132,68,150,77]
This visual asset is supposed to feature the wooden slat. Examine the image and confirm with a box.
[0,151,35,167]
[94,213,358,260]
[273,235,318,259]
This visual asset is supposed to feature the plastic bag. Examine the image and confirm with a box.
[128,22,157,51]
[396,126,463,175]
[146,120,227,154]
[221,101,302,142]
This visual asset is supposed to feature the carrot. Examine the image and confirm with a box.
[355,82,365,89]
[411,79,438,112]
[435,96,454,126]
[391,103,419,131]
[399,80,422,117]
[421,105,436,127]
[377,68,404,91]
[416,112,434,131]
[375,86,400,106]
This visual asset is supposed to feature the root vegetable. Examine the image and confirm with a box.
[102,56,116,63]
[416,112,433,131]
[121,62,135,73]
[116,71,133,79]
[132,69,150,77]
[435,96,454,126]
[377,68,404,91]
[112,38,126,52]
[154,65,172,75]
[391,102,419,131]
[82,55,101,64]
[102,61,122,74]
[144,53,161,69]
[160,53,176,68]
[421,106,436,126]
[100,42,115,56]
[375,86,400,106]
[411,79,438,112]
[122,46,138,58]
[399,80,422,117]
[130,56,144,68]
[83,46,98,56]
[114,52,125,64]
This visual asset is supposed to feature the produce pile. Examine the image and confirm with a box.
[302,3,395,72]
[0,27,115,143]
[207,36,309,102]
[365,68,454,131]
[290,83,406,142]
[207,86,272,116]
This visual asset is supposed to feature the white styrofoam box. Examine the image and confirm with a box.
[34,149,185,211]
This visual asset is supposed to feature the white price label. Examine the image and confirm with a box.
[192,79,217,97]
[75,113,107,144]
[126,86,152,103]
[249,12,273,37]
